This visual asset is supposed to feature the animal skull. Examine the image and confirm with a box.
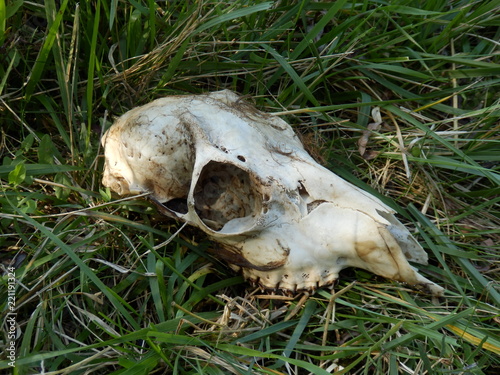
[102,90,444,296]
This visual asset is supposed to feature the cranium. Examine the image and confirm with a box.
[102,90,444,296]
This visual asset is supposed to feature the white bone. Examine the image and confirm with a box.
[102,90,444,296]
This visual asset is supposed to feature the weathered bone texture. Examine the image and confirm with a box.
[102,90,444,296]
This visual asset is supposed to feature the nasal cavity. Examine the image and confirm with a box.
[193,161,262,231]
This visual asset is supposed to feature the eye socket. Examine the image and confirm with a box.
[194,161,262,231]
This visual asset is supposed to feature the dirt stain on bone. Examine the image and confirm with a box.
[354,240,379,260]
[211,244,286,271]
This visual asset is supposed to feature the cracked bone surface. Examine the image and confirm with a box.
[102,90,444,296]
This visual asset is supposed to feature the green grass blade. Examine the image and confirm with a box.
[290,0,349,60]
[195,2,273,34]
[280,299,317,361]
[0,0,5,47]
[85,0,101,144]
[261,43,319,106]
[157,37,191,88]
[384,104,500,185]
[409,204,500,307]
[216,343,332,375]
[24,0,70,101]
[13,209,141,330]
[147,0,156,49]
[109,0,118,29]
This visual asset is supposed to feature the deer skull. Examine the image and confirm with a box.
[102,90,443,296]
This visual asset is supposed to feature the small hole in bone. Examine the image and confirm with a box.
[194,161,261,231]
[297,182,326,214]
[216,145,229,153]
[237,155,246,162]
[298,181,308,197]
[306,200,326,214]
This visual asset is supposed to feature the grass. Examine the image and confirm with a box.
[1,0,499,373]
